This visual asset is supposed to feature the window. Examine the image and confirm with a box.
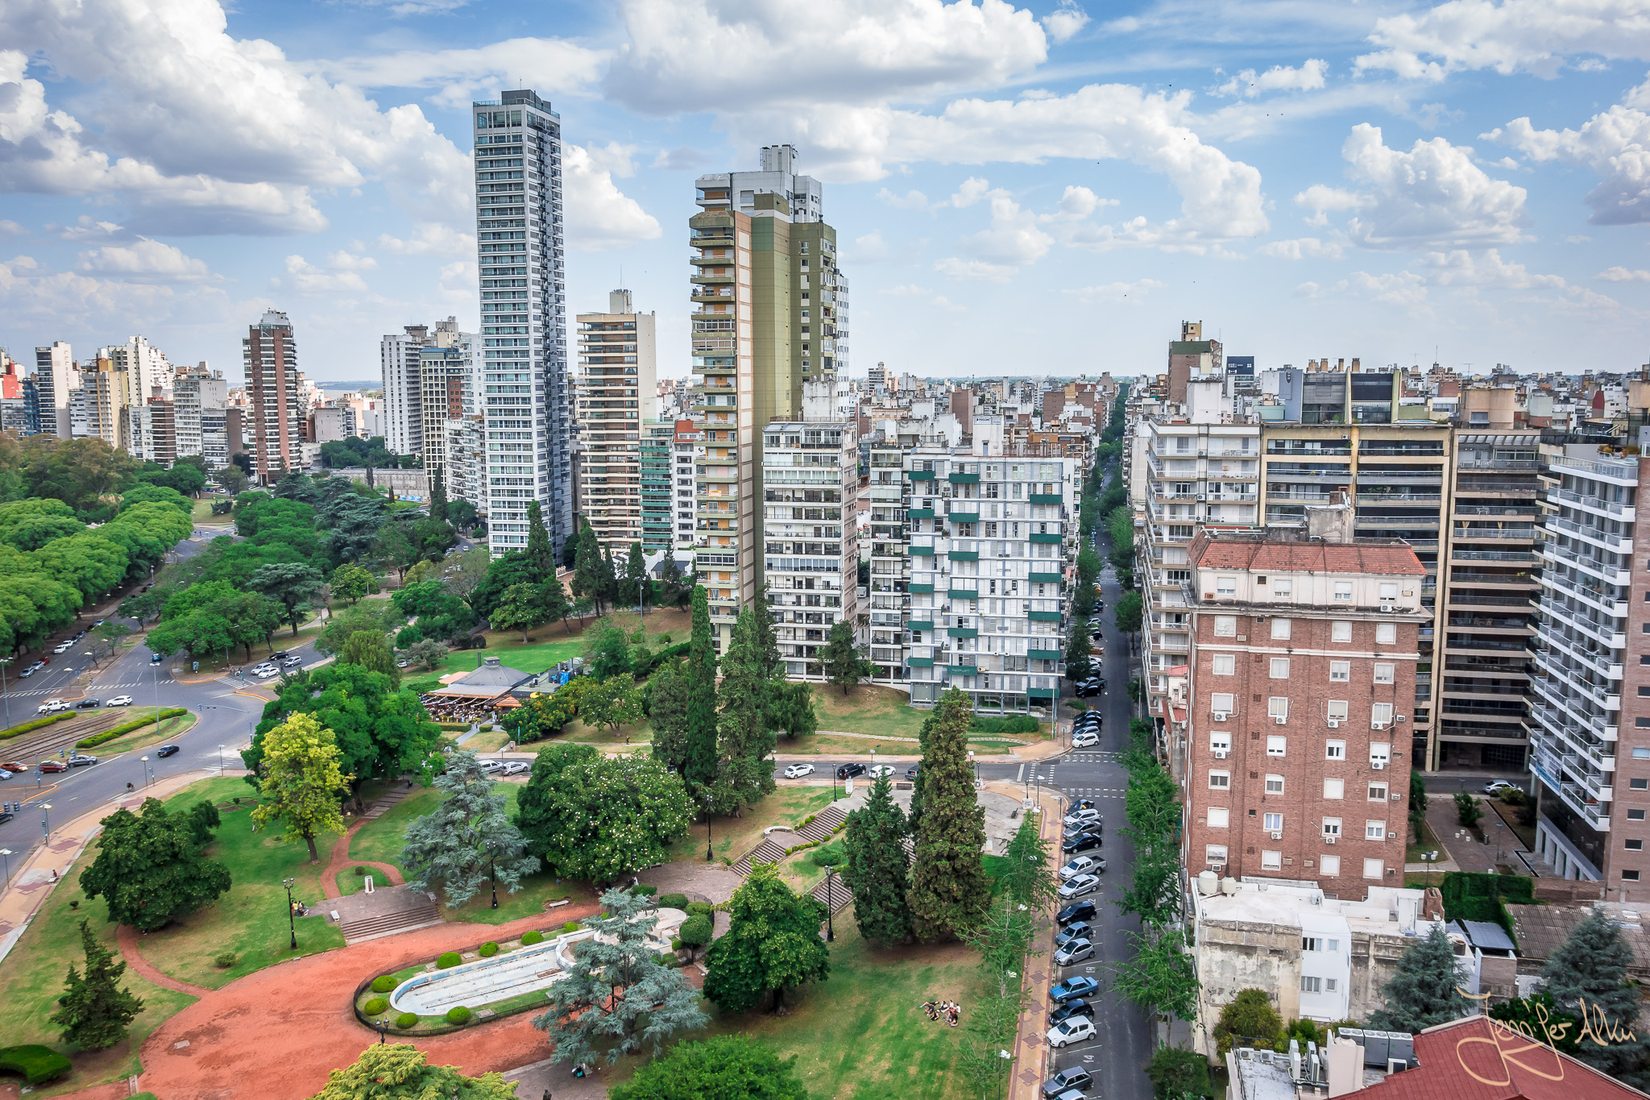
[1366,820,1388,841]
[1364,858,1385,880]
[1370,782,1390,802]
[1264,812,1283,832]
[1262,850,1283,870]
[1209,771,1231,789]
[1631,809,1647,821]
[1301,976,1323,993]
[1327,978,1340,992]
[1334,582,1353,601]
[1267,735,1287,757]
[1627,870,1643,882]
[1265,774,1285,795]
[1213,653,1235,676]
[1210,735,1232,755]
[1274,578,1293,595]
[1371,703,1394,729]
[1216,575,1237,597]
[1211,693,1235,717]
[1376,623,1397,645]
[1373,663,1396,685]
[1635,778,1650,792]
[1628,839,1644,851]
[1272,618,1292,640]
[1324,778,1345,800]
[1270,658,1291,679]
[1326,740,1346,760]
[1268,697,1290,722]
[1323,817,1342,837]
[1634,748,1650,761]
[1379,582,1399,601]
[1327,700,1349,722]
[1371,742,1391,767]
[1332,620,1353,643]
[1321,854,1341,876]
[1207,807,1230,828]
[1330,660,1351,682]
[1205,844,1228,866]
[1214,615,1237,637]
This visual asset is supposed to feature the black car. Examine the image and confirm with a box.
[1074,681,1102,697]
[75,699,99,709]
[1073,715,1101,731]
[0,810,12,826]
[1056,899,1097,925]
[905,764,920,781]
[1061,832,1103,855]
[156,744,181,758]
[1048,999,1094,1027]
[835,762,867,780]
[1043,1066,1095,1098]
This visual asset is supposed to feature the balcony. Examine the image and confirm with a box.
[1029,571,1063,584]
[949,511,980,525]
[1030,532,1063,545]
[949,471,980,485]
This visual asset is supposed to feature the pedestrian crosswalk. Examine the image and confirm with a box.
[6,680,149,699]
[1060,788,1127,800]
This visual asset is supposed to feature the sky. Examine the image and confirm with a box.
[3,0,1650,385]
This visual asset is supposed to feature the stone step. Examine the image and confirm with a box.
[340,901,441,944]
[794,804,849,844]
[811,876,853,914]
[362,786,415,821]
[732,839,787,877]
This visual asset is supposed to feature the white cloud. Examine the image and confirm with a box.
[1258,236,1347,260]
[934,257,1020,282]
[1295,123,1527,247]
[1488,83,1650,224]
[562,143,662,251]
[885,283,966,311]
[852,231,891,262]
[1358,0,1650,80]
[606,0,1049,112]
[0,220,21,235]
[0,252,191,324]
[1426,247,1620,309]
[280,253,372,295]
[1600,265,1650,281]
[877,187,932,210]
[79,238,212,282]
[1065,278,1164,302]
[1212,59,1328,98]
[377,224,476,259]
[1042,0,1090,44]
[314,38,605,109]
[945,177,994,209]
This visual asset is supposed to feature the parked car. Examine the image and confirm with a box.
[280,654,304,665]
[1483,780,1519,796]
[36,700,66,714]
[0,810,12,825]
[254,666,279,679]
[1063,808,1102,830]
[92,619,105,627]
[106,695,133,707]
[1048,1088,1089,1100]
[0,768,11,781]
[479,759,505,773]
[905,764,920,781]
[67,753,98,767]
[500,760,529,776]
[271,651,291,660]
[1074,680,1102,697]
[1047,1016,1098,1048]
[783,763,817,780]
[18,663,38,677]
[1059,856,1102,881]
[1057,899,1097,926]
[1047,999,1094,1027]
[1068,797,1098,812]
[1058,873,1101,900]
[0,761,28,773]
[1053,939,1095,967]
[1049,975,1100,1004]
[1055,921,1091,947]
[52,642,73,655]
[156,744,181,758]
[1071,731,1100,749]
[38,760,67,773]
[75,699,100,710]
[1061,832,1103,855]
[835,762,867,780]
[1073,712,1100,728]
[1043,1067,1095,1098]
[868,764,894,779]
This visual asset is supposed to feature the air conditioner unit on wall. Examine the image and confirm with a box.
[1214,711,1230,722]
[1327,718,1341,729]
[1274,715,1288,725]
[1372,761,1387,770]
[1270,831,1283,840]
[1387,830,1398,840]
[1213,749,1229,759]
[1324,835,1338,845]
[1380,601,1396,612]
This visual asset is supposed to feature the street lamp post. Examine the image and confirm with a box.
[638,576,645,619]
[968,750,978,788]
[40,803,51,841]
[218,744,225,776]
[0,848,12,882]
[703,791,714,863]
[140,755,153,787]
[490,856,499,909]
[283,876,298,950]
[0,656,12,727]
[824,866,836,942]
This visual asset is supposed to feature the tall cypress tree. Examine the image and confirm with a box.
[52,920,144,1051]
[572,520,605,614]
[600,545,621,611]
[843,772,912,946]
[684,586,720,797]
[907,688,990,942]
[750,584,782,681]
[716,607,778,812]
[429,464,449,523]
[525,499,554,575]
[625,539,648,612]
[908,707,940,835]
[1542,909,1650,1085]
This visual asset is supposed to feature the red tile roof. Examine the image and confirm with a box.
[1190,532,1425,577]
[1346,1016,1647,1100]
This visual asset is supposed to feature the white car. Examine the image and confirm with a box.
[106,695,133,707]
[1048,1016,1097,1048]
[479,759,505,773]
[254,666,279,679]
[500,760,529,776]
[1063,809,1102,830]
[783,763,816,779]
[1482,780,1518,796]
[1071,731,1100,749]
[1059,856,1102,881]
[52,642,72,655]
[868,764,895,779]
[36,699,66,714]
[0,768,12,780]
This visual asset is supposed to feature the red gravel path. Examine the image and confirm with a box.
[115,924,210,997]
[318,819,405,900]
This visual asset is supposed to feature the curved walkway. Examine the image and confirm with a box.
[115,924,209,997]
[319,815,406,901]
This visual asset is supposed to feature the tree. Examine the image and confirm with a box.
[1145,1045,1215,1100]
[1541,908,1650,1083]
[404,638,449,671]
[541,572,573,632]
[490,581,552,642]
[683,587,719,795]
[515,744,693,882]
[1116,929,1199,1026]
[771,681,818,740]
[118,589,166,624]
[714,606,778,813]
[248,561,325,635]
[532,887,706,1066]
[572,519,606,614]
[390,580,477,643]
[609,1036,811,1100]
[328,562,377,605]
[525,499,554,575]
[429,464,449,523]
[370,522,418,582]
[1065,617,1093,683]
[81,798,232,931]
[704,864,830,1013]
[91,620,131,662]
[249,713,352,862]
[1000,809,1057,910]
[600,544,621,610]
[624,539,648,611]
[660,554,692,610]
[1073,577,1095,618]
[749,584,782,681]
[583,617,633,679]
[907,688,990,942]
[1114,590,1143,633]
[314,599,402,657]
[309,1044,517,1100]
[842,773,912,946]
[818,621,872,695]
[583,676,644,741]
[1489,994,1582,1057]
[51,920,143,1051]
[214,465,250,495]
[338,630,398,680]
[1368,924,1470,1033]
[1455,791,1483,830]
[647,659,691,773]
[467,550,536,621]
[1214,989,1284,1056]
[402,748,539,908]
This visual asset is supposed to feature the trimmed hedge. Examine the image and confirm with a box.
[1440,871,1534,930]
[0,712,77,742]
[445,1006,472,1025]
[395,1012,418,1029]
[363,996,388,1015]
[76,707,188,749]
[371,975,396,993]
[685,901,713,918]
[436,951,462,969]
[478,941,499,958]
[658,893,689,911]
[0,1045,72,1086]
[561,920,582,933]
[521,930,544,946]
[678,913,713,950]
[970,715,1039,734]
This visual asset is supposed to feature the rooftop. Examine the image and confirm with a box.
[1190,529,1426,577]
[429,656,534,699]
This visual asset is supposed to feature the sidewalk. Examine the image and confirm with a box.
[0,768,230,965]
[1423,791,1528,875]
[995,781,1065,1100]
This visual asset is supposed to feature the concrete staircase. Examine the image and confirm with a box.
[362,785,415,821]
[732,839,787,876]
[794,804,848,844]
[811,875,853,914]
[339,892,441,944]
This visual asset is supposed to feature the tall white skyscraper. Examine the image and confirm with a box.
[381,323,430,457]
[473,89,571,558]
[33,341,75,438]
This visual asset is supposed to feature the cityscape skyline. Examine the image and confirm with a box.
[5,0,1650,382]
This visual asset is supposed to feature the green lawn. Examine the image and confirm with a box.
[84,711,198,758]
[665,786,837,864]
[812,684,929,740]
[561,718,653,746]
[125,778,346,990]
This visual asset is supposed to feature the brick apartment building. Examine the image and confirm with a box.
[1182,507,1426,898]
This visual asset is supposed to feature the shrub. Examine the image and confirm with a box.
[0,1045,72,1086]
[685,901,713,918]
[521,930,545,946]
[445,1006,472,1025]
[658,893,689,910]
[678,913,713,952]
[395,1013,418,1030]
[562,920,582,934]
[371,975,397,993]
[436,951,462,969]
[970,715,1039,734]
[212,951,237,970]
[354,866,369,877]
[478,942,499,958]
[363,996,389,1016]
[0,711,78,741]
[75,708,188,748]
[632,883,658,897]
